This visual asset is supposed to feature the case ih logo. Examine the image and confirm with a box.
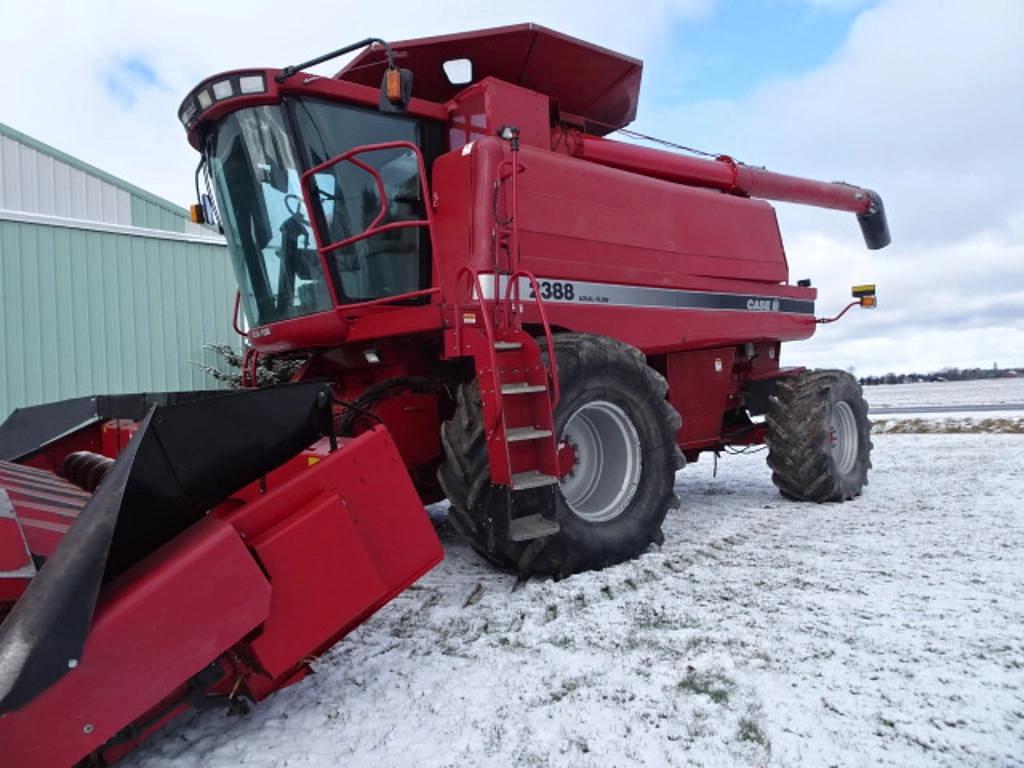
[746,298,781,312]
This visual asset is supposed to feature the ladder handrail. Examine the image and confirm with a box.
[454,266,504,416]
[452,266,561,488]
[502,270,560,408]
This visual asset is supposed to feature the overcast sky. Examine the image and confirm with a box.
[3,0,1021,376]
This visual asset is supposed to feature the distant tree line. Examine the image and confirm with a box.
[860,366,1022,386]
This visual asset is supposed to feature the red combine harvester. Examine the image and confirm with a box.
[0,25,888,766]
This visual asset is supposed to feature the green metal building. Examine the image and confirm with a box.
[0,122,238,417]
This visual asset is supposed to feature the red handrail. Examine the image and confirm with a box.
[345,153,390,233]
[502,271,560,408]
[319,219,427,257]
[453,268,561,410]
[299,140,440,308]
[455,267,501,384]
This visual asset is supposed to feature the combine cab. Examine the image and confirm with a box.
[0,24,887,765]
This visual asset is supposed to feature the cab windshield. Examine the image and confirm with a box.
[208,101,438,328]
[209,106,328,326]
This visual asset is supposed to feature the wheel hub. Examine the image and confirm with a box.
[829,400,859,476]
[558,400,642,523]
[556,440,577,479]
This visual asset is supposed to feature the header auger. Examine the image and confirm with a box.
[0,24,887,766]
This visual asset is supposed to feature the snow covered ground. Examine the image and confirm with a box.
[125,429,1024,768]
[863,377,1024,409]
[864,379,1024,433]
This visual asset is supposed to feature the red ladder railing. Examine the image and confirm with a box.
[452,267,561,489]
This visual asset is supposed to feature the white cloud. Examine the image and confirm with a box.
[777,224,1024,374]
[2,0,1020,375]
[1,0,712,206]
[638,0,1024,374]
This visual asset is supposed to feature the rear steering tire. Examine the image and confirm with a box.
[766,369,872,502]
[438,333,684,577]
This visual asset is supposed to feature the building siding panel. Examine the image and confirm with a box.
[0,135,22,210]
[1,133,138,227]
[130,196,187,233]
[0,219,236,416]
[1,123,194,233]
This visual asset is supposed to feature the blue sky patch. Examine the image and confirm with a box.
[101,54,168,109]
[650,0,877,105]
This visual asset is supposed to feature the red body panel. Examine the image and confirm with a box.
[667,348,739,448]
[0,425,442,767]
[337,24,643,134]
[0,516,272,768]
[0,515,30,573]
[513,144,790,286]
[429,137,817,355]
[219,429,443,699]
[447,78,553,150]
[245,493,386,679]
[432,137,797,288]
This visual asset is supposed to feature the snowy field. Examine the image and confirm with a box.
[864,379,1024,433]
[863,377,1024,409]
[126,429,1024,768]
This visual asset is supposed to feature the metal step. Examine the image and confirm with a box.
[509,513,561,542]
[510,470,559,491]
[505,427,553,443]
[501,382,547,395]
[494,341,523,351]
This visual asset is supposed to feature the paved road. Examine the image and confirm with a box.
[870,403,1024,415]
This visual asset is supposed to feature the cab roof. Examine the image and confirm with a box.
[335,24,643,135]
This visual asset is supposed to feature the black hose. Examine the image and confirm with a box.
[335,376,440,436]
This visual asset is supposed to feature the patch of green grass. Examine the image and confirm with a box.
[737,715,769,748]
[547,675,590,704]
[569,737,590,754]
[676,669,735,704]
[872,417,1024,434]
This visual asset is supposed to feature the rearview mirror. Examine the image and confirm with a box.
[380,67,414,112]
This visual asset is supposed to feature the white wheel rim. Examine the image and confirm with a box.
[559,400,642,523]
[829,401,859,476]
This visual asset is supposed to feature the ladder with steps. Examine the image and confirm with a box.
[450,268,563,545]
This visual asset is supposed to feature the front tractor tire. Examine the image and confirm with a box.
[766,369,872,502]
[438,334,684,578]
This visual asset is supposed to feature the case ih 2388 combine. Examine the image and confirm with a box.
[0,25,888,766]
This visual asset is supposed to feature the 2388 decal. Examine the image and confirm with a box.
[528,280,576,301]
